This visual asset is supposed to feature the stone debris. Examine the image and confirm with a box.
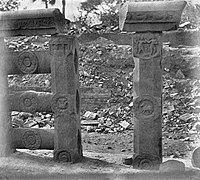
[192,147,200,168]
[159,160,185,173]
[83,111,98,120]
[118,121,130,129]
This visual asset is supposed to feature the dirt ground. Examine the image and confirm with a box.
[0,130,200,180]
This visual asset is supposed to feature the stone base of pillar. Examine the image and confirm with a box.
[123,154,161,170]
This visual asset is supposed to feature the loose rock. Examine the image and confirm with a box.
[159,160,185,173]
[192,146,200,168]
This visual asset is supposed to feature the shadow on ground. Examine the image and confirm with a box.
[0,150,199,180]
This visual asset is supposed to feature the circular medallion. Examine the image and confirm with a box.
[17,51,38,74]
[22,130,41,150]
[133,95,160,119]
[54,149,72,162]
[51,93,68,114]
[19,91,38,113]
[133,154,161,170]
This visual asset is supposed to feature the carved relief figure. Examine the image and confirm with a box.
[138,99,154,116]
[132,33,161,59]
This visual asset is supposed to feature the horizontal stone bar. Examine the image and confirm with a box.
[9,91,53,113]
[8,86,111,112]
[7,50,51,75]
[78,30,199,47]
[12,128,54,150]
[119,1,186,32]
[0,8,68,37]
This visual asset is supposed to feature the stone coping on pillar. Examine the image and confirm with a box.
[119,0,186,32]
[0,8,69,37]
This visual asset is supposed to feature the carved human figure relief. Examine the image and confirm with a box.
[132,33,161,59]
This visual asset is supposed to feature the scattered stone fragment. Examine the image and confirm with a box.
[23,120,37,128]
[98,117,105,124]
[45,114,51,118]
[18,112,33,120]
[31,124,39,128]
[175,69,185,79]
[118,121,130,129]
[83,111,98,120]
[12,116,24,127]
[41,124,51,129]
[95,128,103,133]
[86,126,95,132]
[104,128,109,134]
[81,120,99,126]
[192,147,200,168]
[105,118,112,127]
[11,111,19,116]
[159,160,185,173]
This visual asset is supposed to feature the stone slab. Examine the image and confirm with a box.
[12,128,54,150]
[119,1,186,32]
[0,8,68,37]
[9,91,52,113]
[7,51,51,74]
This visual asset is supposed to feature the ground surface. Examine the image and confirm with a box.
[0,131,200,180]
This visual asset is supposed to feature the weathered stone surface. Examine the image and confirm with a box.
[8,85,111,112]
[0,37,14,156]
[119,0,186,170]
[159,160,185,173]
[0,8,68,37]
[192,147,200,168]
[119,1,186,32]
[6,51,51,75]
[132,33,163,170]
[50,34,82,162]
[132,154,161,170]
[8,91,52,113]
[12,128,54,150]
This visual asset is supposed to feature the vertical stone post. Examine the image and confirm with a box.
[50,34,82,162]
[119,1,186,169]
[131,32,163,169]
[0,37,13,156]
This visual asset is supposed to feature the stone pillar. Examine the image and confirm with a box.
[0,37,13,156]
[50,34,82,163]
[131,32,162,169]
[119,1,186,170]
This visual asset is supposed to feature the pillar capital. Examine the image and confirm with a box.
[119,1,186,32]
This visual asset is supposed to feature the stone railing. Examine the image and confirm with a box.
[0,8,82,162]
[0,0,191,170]
[119,0,186,170]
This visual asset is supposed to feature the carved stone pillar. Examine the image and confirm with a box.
[0,37,13,156]
[119,1,186,169]
[50,34,82,163]
[131,32,162,169]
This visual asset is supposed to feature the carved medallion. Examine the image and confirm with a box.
[19,91,38,113]
[17,51,38,74]
[54,149,71,162]
[22,130,41,150]
[132,33,161,59]
[132,154,161,170]
[51,93,68,114]
[133,95,160,119]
